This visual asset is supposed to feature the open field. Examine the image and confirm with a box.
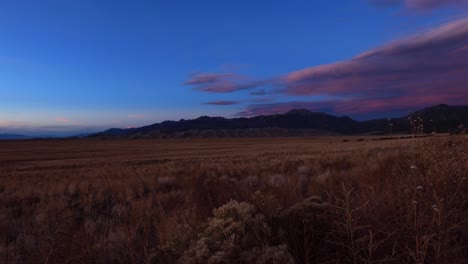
[0,136,467,263]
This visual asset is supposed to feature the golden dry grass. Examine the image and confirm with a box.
[0,136,466,263]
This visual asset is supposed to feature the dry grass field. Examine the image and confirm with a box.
[0,136,467,263]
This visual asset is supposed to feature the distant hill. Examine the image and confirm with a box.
[0,134,31,140]
[68,133,94,138]
[0,134,61,140]
[91,104,468,139]
[358,104,468,134]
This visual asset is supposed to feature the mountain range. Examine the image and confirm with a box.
[0,134,33,140]
[0,133,91,140]
[92,104,468,139]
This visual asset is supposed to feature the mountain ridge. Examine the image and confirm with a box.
[0,134,31,140]
[91,104,468,139]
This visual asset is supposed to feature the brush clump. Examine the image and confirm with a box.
[179,200,294,264]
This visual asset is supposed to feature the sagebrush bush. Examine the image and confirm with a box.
[178,200,294,264]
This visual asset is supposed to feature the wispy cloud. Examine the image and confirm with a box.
[54,117,71,123]
[54,117,81,125]
[236,91,467,118]
[251,97,276,103]
[204,100,240,105]
[406,0,467,9]
[184,72,271,93]
[184,73,239,85]
[368,0,468,9]
[0,120,33,127]
[249,89,270,96]
[281,17,468,102]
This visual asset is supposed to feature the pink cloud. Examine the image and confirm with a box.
[204,100,240,105]
[237,91,468,118]
[282,17,468,99]
[195,82,259,93]
[251,97,276,103]
[184,72,271,93]
[368,0,467,9]
[54,117,81,125]
[249,89,269,96]
[184,73,240,85]
[405,0,467,9]
[255,17,468,117]
[0,120,33,127]
[54,117,71,123]
[184,73,246,92]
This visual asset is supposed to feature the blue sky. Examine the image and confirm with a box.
[1,0,467,135]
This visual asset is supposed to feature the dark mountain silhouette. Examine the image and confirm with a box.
[0,133,62,140]
[358,104,468,134]
[91,104,468,139]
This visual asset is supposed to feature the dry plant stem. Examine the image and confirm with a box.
[102,175,136,264]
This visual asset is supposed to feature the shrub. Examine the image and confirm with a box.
[178,200,294,264]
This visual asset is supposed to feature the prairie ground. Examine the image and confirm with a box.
[0,136,467,263]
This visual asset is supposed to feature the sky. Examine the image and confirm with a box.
[1,0,468,136]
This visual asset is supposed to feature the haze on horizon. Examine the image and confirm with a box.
[1,0,468,136]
